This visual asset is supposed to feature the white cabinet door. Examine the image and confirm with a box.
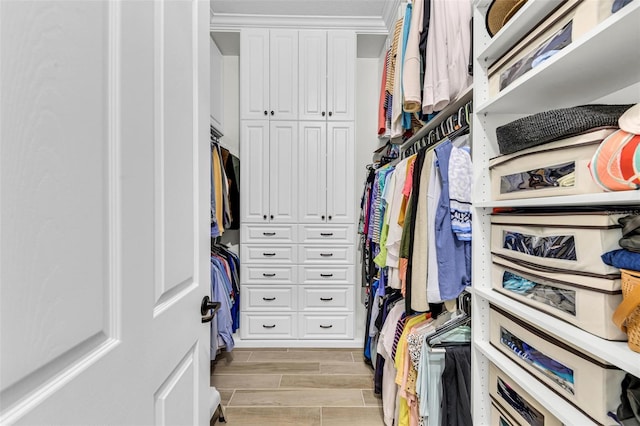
[240,29,269,120]
[299,31,327,121]
[210,36,224,134]
[0,1,211,424]
[241,121,270,223]
[269,30,298,120]
[298,122,327,223]
[327,31,355,121]
[327,122,355,223]
[269,121,298,223]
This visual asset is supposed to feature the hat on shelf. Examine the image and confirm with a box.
[496,104,634,155]
[486,0,528,37]
[588,129,640,191]
[619,104,640,134]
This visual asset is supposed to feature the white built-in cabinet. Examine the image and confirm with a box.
[240,120,298,223]
[239,27,356,345]
[299,122,355,224]
[240,29,298,120]
[210,36,224,134]
[299,30,356,121]
[471,1,640,425]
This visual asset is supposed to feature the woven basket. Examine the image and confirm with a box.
[613,269,640,352]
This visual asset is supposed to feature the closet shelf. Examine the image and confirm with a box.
[399,85,473,153]
[474,340,597,426]
[473,286,640,377]
[473,190,640,208]
[476,0,564,65]
[476,0,640,114]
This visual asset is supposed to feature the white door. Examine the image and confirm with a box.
[298,30,327,121]
[269,29,298,121]
[299,122,327,223]
[0,1,211,425]
[269,121,298,223]
[240,28,269,120]
[327,31,355,121]
[240,121,270,223]
[327,122,355,224]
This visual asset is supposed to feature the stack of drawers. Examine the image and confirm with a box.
[240,224,355,341]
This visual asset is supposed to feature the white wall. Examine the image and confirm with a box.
[354,57,381,344]
[221,55,240,156]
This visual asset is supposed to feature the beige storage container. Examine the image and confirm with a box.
[491,211,626,278]
[491,401,520,426]
[489,128,616,201]
[490,304,625,425]
[489,363,562,426]
[492,255,624,340]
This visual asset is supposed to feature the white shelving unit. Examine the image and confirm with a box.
[471,1,640,425]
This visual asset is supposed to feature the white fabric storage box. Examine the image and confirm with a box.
[490,401,518,426]
[492,255,625,340]
[489,363,562,426]
[490,304,625,425]
[491,211,626,278]
[489,128,616,201]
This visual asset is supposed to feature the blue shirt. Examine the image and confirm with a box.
[210,259,234,352]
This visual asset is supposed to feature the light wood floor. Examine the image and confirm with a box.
[211,348,384,425]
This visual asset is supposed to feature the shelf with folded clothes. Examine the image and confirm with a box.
[476,0,640,115]
[474,339,597,426]
[473,286,640,378]
[474,190,640,209]
[476,0,565,66]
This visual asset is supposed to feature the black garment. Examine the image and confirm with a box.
[441,345,472,426]
[221,149,240,230]
[405,148,427,315]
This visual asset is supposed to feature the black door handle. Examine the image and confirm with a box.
[322,111,326,116]
[263,273,276,277]
[263,324,276,329]
[328,112,333,117]
[319,324,333,329]
[320,253,333,257]
[264,110,268,115]
[263,232,276,236]
[262,297,276,301]
[270,111,274,115]
[328,216,332,220]
[321,215,325,220]
[270,215,274,219]
[263,253,276,257]
[263,214,267,220]
[320,233,333,237]
[320,273,333,277]
[201,296,221,323]
[320,297,333,301]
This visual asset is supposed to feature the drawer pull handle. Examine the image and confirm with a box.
[263,273,276,277]
[263,232,276,236]
[262,324,276,329]
[263,253,276,257]
[320,253,333,257]
[320,273,334,278]
[320,233,334,237]
[320,297,333,302]
[319,324,333,329]
[262,297,276,301]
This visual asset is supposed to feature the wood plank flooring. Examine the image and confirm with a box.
[211,348,384,425]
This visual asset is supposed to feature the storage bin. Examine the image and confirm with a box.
[489,128,617,201]
[490,401,519,426]
[491,211,627,278]
[490,304,625,425]
[489,363,562,426]
[492,255,625,340]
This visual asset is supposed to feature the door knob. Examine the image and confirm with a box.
[270,215,274,219]
[201,296,221,323]
[321,215,325,220]
[322,112,326,117]
[270,111,274,115]
[328,112,333,117]
[328,216,332,220]
[264,110,268,115]
[263,214,267,220]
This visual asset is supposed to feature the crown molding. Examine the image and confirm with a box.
[381,0,403,32]
[210,13,388,33]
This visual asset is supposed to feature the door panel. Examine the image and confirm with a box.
[0,1,210,424]
[298,31,327,121]
[327,31,355,121]
[269,29,298,120]
[240,121,270,223]
[326,123,355,224]
[298,122,327,223]
[269,121,297,223]
[240,29,269,120]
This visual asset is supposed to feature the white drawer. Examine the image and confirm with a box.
[298,245,354,264]
[242,245,297,264]
[298,265,354,284]
[298,225,355,244]
[242,286,296,311]
[299,286,353,311]
[241,224,297,244]
[242,265,297,285]
[241,313,297,339]
[299,313,354,339]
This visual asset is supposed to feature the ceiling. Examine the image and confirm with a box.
[210,0,388,17]
[210,0,394,57]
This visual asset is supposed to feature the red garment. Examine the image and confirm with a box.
[378,50,390,135]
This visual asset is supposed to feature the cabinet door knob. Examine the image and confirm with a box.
[328,216,332,220]
[264,110,268,115]
[322,111,326,117]
[328,112,333,117]
[270,111,274,115]
[270,215,274,220]
[321,215,325,220]
[263,215,267,220]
